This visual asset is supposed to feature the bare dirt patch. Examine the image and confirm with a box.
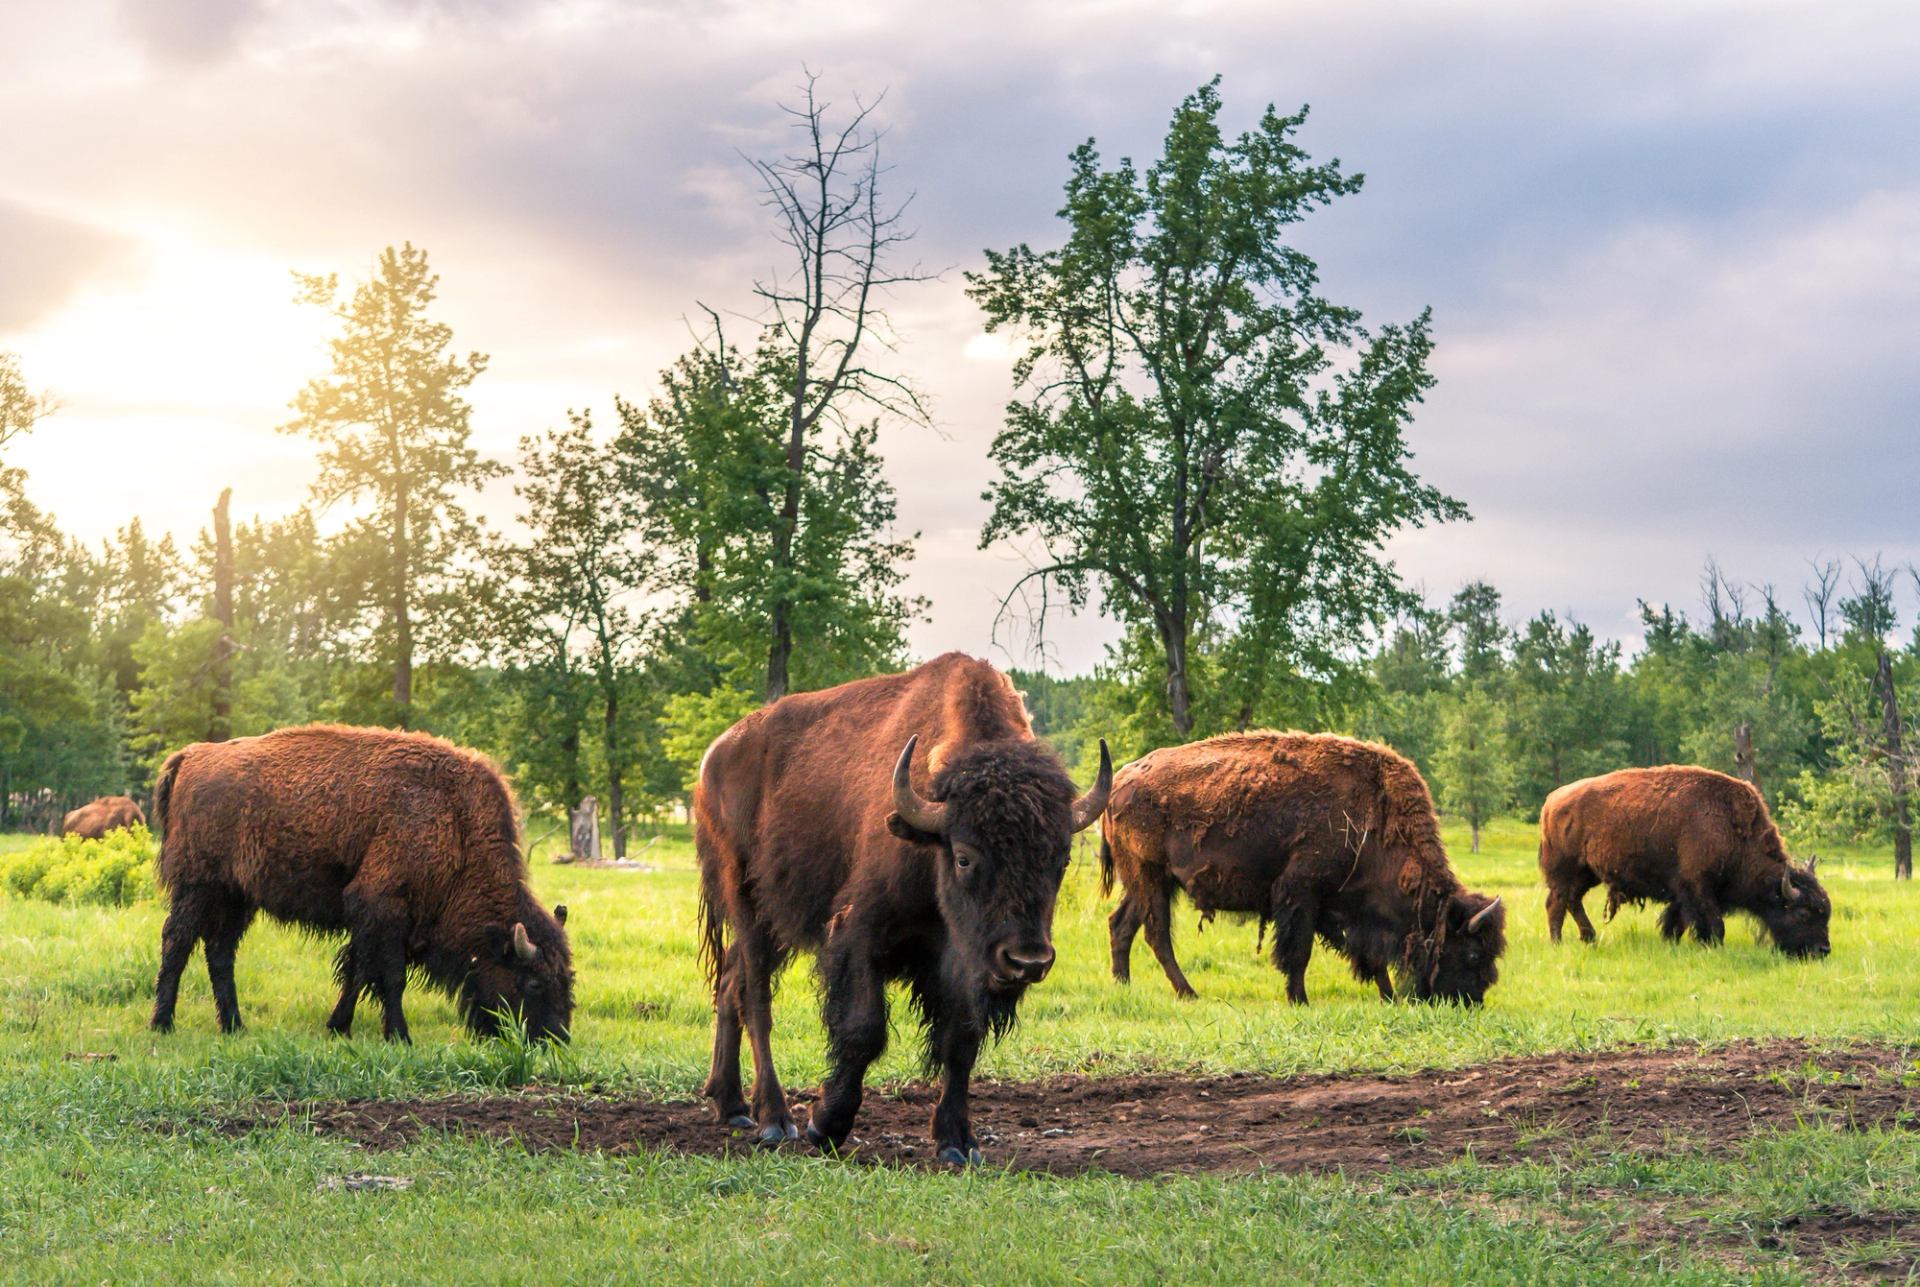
[229,1040,1920,1179]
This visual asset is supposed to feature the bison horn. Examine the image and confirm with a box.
[891,736,949,836]
[512,921,539,963]
[1467,896,1502,934]
[1070,739,1114,833]
[1806,855,1819,875]
[1780,869,1799,902]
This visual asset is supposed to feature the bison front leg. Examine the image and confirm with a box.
[344,886,413,1043]
[806,946,889,1154]
[1267,884,1318,1005]
[930,1018,985,1166]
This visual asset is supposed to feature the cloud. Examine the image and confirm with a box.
[3,0,1918,669]
[0,203,139,332]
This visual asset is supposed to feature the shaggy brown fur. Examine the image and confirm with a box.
[1101,732,1506,1005]
[149,724,573,1041]
[695,652,1110,1165]
[1539,766,1830,956]
[62,795,146,839]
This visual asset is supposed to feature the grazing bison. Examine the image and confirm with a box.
[62,795,146,839]
[1539,766,1830,957]
[1101,732,1506,1006]
[149,724,573,1042]
[695,653,1111,1165]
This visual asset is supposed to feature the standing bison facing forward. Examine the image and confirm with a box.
[150,724,573,1041]
[1539,766,1830,957]
[1102,732,1506,1006]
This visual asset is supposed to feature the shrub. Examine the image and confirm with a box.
[0,825,160,907]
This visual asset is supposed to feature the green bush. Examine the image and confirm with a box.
[0,825,160,907]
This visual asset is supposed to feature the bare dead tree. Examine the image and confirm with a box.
[733,70,937,700]
[1804,558,1841,651]
[209,488,235,743]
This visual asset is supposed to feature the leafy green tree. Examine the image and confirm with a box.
[1449,582,1508,686]
[280,243,500,725]
[1506,611,1629,810]
[501,413,656,856]
[1434,687,1514,854]
[968,80,1463,739]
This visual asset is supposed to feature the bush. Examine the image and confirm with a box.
[0,825,160,907]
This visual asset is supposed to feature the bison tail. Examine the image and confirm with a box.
[153,750,186,839]
[1098,821,1116,899]
[697,886,727,987]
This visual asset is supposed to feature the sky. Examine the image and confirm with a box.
[3,0,1918,673]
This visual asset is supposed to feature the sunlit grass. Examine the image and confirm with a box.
[3,818,1916,1282]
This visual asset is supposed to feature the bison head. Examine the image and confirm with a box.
[462,899,575,1042]
[1408,892,1506,1005]
[1759,860,1831,958]
[887,735,1111,1000]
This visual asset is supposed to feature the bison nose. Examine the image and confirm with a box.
[994,942,1055,984]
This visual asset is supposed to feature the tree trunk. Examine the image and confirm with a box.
[603,684,626,859]
[208,488,235,742]
[1732,721,1756,792]
[1470,819,1482,854]
[392,476,413,724]
[1160,611,1195,740]
[567,796,601,862]
[1877,650,1911,880]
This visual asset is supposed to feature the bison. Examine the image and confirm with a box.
[149,724,574,1042]
[62,795,146,839]
[1539,765,1830,957]
[1101,732,1506,1006]
[695,653,1111,1165]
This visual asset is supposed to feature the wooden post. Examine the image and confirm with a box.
[1732,722,1757,792]
[1877,650,1912,880]
[568,795,602,863]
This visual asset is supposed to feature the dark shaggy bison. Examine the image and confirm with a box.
[62,795,146,839]
[1539,765,1830,957]
[150,724,574,1042]
[1101,732,1506,1006]
[695,653,1111,1165]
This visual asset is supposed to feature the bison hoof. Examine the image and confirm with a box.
[756,1122,799,1147]
[937,1145,984,1167]
[725,1114,757,1131]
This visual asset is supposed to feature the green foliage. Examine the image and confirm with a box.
[970,80,1464,738]
[1434,688,1515,851]
[660,683,760,795]
[0,825,158,906]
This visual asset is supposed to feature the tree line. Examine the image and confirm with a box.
[0,77,1912,873]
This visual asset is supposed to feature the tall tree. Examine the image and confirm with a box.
[969,81,1463,739]
[280,243,499,725]
[208,489,235,742]
[503,412,655,857]
[1435,687,1514,854]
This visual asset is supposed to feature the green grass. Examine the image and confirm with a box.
[2,817,1917,1282]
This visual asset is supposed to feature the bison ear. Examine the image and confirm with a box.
[554,904,568,926]
[887,811,941,846]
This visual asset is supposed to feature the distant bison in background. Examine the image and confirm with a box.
[1101,732,1506,1006]
[149,724,573,1042]
[1539,765,1830,957]
[62,795,146,839]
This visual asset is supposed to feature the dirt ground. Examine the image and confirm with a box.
[228,1040,1920,1182]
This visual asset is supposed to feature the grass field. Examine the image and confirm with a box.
[3,817,1918,1283]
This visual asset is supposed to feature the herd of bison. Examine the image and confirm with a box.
[50,652,1834,1167]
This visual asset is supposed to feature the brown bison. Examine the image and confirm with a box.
[1539,766,1830,957]
[1102,732,1506,1006]
[149,724,574,1042]
[62,795,146,839]
[695,653,1111,1165]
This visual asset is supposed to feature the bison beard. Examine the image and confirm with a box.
[694,654,1109,1166]
[147,725,574,1042]
[1101,732,1506,1006]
